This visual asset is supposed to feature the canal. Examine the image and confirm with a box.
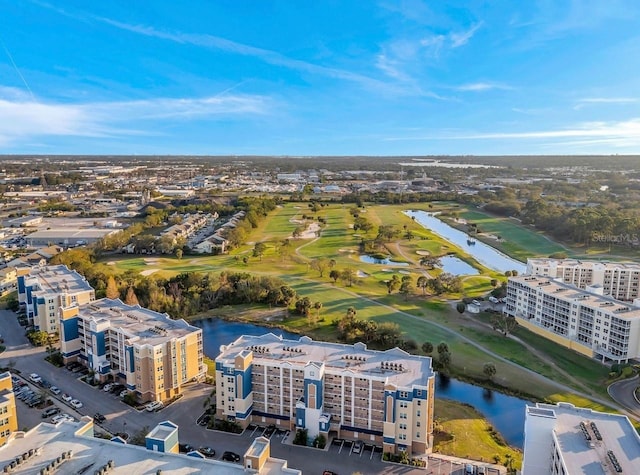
[193,318,527,448]
[404,210,526,274]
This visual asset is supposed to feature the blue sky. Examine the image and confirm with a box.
[1,0,639,156]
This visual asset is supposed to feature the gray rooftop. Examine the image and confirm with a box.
[218,333,434,389]
[26,265,93,295]
[532,403,640,474]
[78,298,201,347]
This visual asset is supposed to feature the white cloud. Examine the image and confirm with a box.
[0,91,272,145]
[574,97,638,110]
[450,22,484,48]
[384,119,640,149]
[455,82,513,92]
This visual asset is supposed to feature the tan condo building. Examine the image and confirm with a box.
[60,298,204,403]
[215,333,435,456]
[17,265,95,334]
[0,372,18,447]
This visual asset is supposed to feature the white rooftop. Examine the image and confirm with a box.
[25,264,93,295]
[218,333,434,388]
[78,298,201,346]
[526,403,640,475]
[0,419,245,475]
[528,258,640,271]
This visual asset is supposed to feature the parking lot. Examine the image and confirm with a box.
[1,308,500,474]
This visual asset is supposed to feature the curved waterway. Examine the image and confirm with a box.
[404,210,526,274]
[193,318,526,448]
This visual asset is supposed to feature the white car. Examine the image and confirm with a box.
[103,383,114,392]
[49,386,61,395]
[51,414,74,424]
[119,390,129,398]
[145,401,163,412]
[29,373,42,383]
[62,393,73,402]
[70,399,83,409]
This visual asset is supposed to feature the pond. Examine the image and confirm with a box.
[405,210,526,274]
[195,318,527,448]
[359,255,410,266]
[438,255,479,275]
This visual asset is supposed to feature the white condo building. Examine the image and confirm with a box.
[522,403,640,474]
[526,258,640,302]
[215,333,435,456]
[505,275,640,362]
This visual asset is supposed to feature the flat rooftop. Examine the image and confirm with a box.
[26,228,118,239]
[218,333,434,388]
[0,419,246,475]
[528,258,640,271]
[530,403,640,474]
[25,265,93,295]
[511,275,640,319]
[78,298,201,346]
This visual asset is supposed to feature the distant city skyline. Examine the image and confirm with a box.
[1,1,639,155]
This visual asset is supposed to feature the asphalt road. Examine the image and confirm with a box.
[1,308,482,474]
[608,375,640,419]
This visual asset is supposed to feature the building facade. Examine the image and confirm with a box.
[505,275,640,362]
[0,372,18,447]
[215,333,435,456]
[522,403,640,474]
[17,265,95,334]
[527,258,640,302]
[59,298,204,403]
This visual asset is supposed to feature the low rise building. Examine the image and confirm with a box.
[25,228,120,247]
[215,333,435,456]
[0,372,18,446]
[17,265,95,334]
[505,275,640,362]
[60,298,204,403]
[522,402,640,474]
[527,258,640,302]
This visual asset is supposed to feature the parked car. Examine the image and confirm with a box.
[70,399,83,409]
[62,393,73,402]
[119,390,129,398]
[178,443,194,454]
[51,414,74,424]
[29,373,42,383]
[42,407,60,418]
[145,401,163,412]
[352,441,363,454]
[465,464,475,475]
[103,383,114,392]
[27,397,43,408]
[222,451,241,462]
[49,386,61,395]
[198,446,215,458]
[93,413,106,423]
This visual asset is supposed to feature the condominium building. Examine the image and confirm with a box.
[527,258,640,302]
[60,298,204,403]
[0,372,18,447]
[522,402,640,474]
[505,275,640,362]
[215,333,435,456]
[17,265,95,334]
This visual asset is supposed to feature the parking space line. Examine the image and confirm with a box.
[338,440,345,454]
[250,426,258,437]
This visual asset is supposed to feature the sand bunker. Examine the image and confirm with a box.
[291,222,321,239]
[357,270,369,278]
[338,248,357,253]
[141,269,158,276]
[416,250,430,256]
[106,261,116,266]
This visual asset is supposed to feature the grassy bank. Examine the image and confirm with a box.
[434,399,522,470]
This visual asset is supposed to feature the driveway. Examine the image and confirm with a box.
[608,376,640,419]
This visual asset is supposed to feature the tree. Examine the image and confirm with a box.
[124,287,140,306]
[252,242,266,261]
[329,269,340,284]
[340,268,356,287]
[106,275,119,300]
[483,362,497,381]
[310,258,329,277]
[437,342,449,355]
[436,350,451,373]
[456,302,466,313]
[491,314,518,336]
[399,275,414,300]
[27,330,49,347]
[416,276,428,295]
[386,274,401,294]
[313,301,323,320]
[490,278,499,287]
[422,341,433,355]
[295,297,312,318]
[175,248,183,260]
